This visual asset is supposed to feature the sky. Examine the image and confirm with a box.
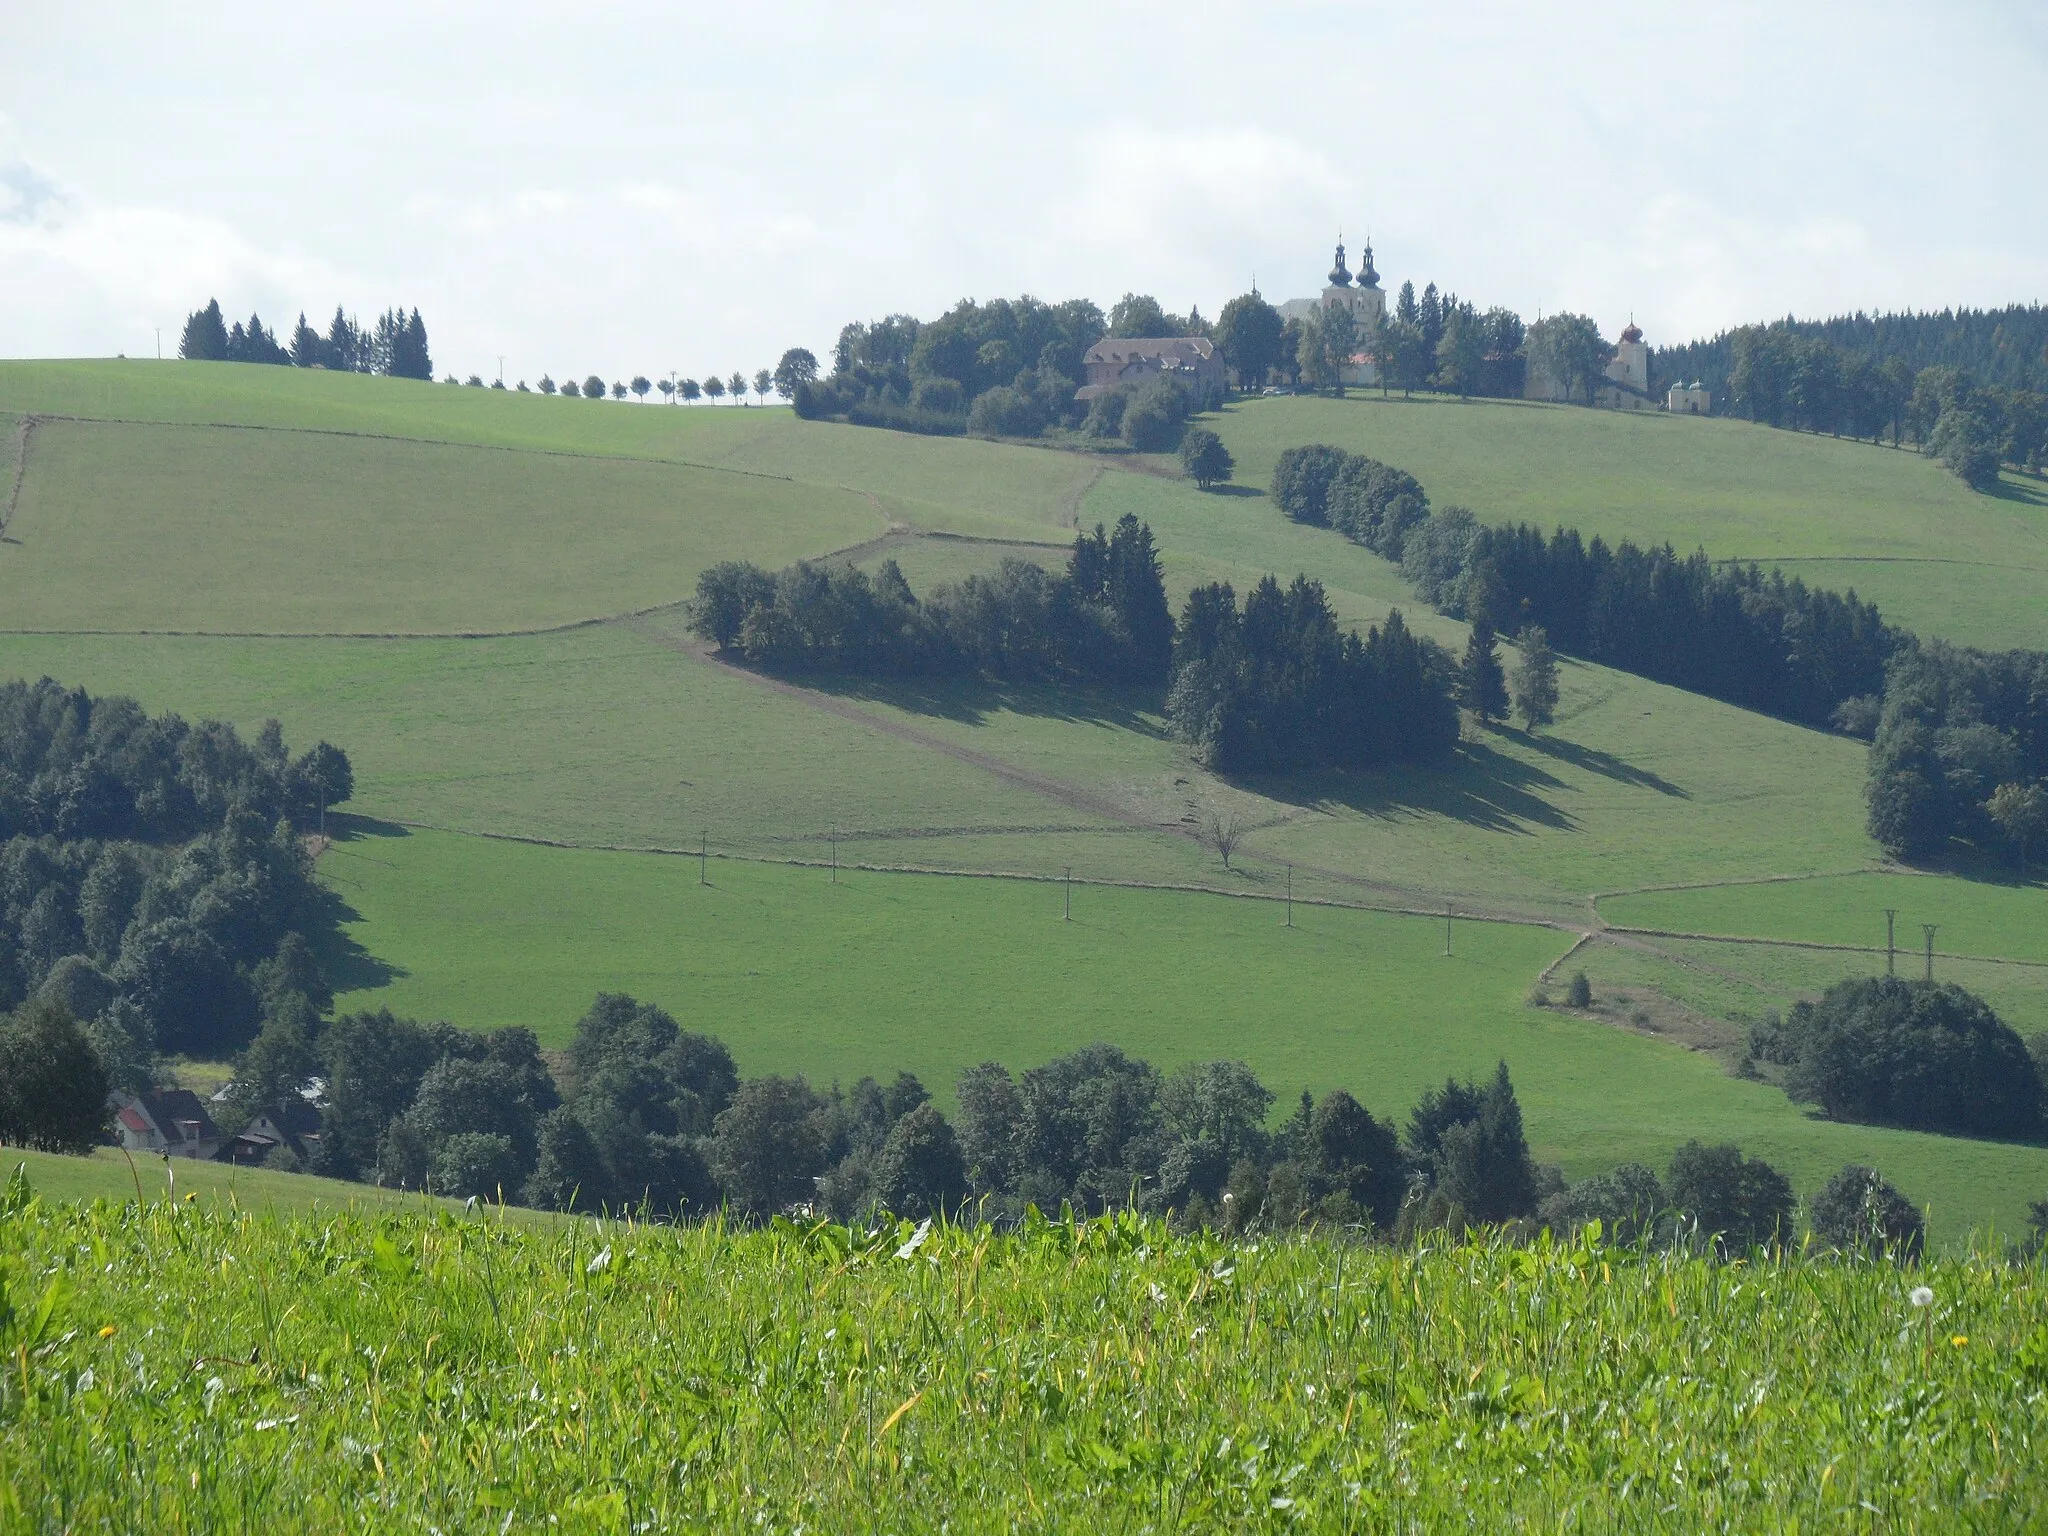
[2,2,2043,384]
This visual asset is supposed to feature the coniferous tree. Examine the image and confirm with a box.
[1509,626,1560,730]
[178,300,230,361]
[1460,622,1508,724]
[289,312,322,368]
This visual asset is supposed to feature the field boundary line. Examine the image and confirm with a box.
[1602,923,2048,971]
[0,413,36,539]
[1713,553,2048,573]
[1590,867,1913,904]
[358,816,1587,935]
[21,410,810,486]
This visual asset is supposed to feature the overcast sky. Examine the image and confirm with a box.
[3,2,2042,383]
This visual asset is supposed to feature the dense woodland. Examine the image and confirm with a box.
[1651,313,2048,488]
[179,298,433,379]
[1166,579,1458,773]
[0,679,352,1085]
[1865,642,2048,864]
[1659,305,2048,403]
[689,516,1174,685]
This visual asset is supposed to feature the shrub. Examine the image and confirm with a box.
[1779,977,2042,1139]
[1808,1164,1924,1259]
[1567,971,1592,1008]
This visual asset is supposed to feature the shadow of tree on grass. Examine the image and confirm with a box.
[304,813,410,995]
[1232,739,1578,837]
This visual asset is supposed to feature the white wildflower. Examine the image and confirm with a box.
[1909,1286,1934,1308]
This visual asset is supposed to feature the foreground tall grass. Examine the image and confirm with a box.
[3,1179,2045,1530]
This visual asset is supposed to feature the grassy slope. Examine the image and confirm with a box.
[0,1144,481,1216]
[318,829,2048,1241]
[1199,392,2048,652]
[3,361,2045,1230]
[0,418,889,633]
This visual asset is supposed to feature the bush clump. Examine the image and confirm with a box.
[1768,977,2042,1140]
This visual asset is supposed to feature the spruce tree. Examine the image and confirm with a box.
[1460,621,1508,724]
[290,312,321,367]
[1509,625,1560,730]
[179,299,229,360]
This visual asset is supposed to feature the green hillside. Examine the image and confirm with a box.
[2,360,2044,1238]
[1197,392,2048,653]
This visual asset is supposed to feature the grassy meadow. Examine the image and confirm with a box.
[5,360,2048,1239]
[313,829,2048,1241]
[3,1194,2044,1529]
[1193,391,2048,652]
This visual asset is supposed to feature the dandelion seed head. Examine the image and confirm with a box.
[1909,1286,1934,1308]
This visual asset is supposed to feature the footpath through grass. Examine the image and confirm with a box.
[3,1194,2043,1528]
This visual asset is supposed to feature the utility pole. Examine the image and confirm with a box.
[1444,901,1454,958]
[497,355,505,386]
[1285,865,1292,928]
[155,327,162,360]
[1922,924,1937,983]
[1064,867,1072,923]
[699,830,707,886]
[1884,909,1897,976]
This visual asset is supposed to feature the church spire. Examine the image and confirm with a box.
[1358,235,1379,289]
[1328,236,1352,288]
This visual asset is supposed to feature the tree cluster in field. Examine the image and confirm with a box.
[1263,442,2048,866]
[1215,282,1529,404]
[0,679,351,1085]
[1271,445,1898,732]
[1164,577,1458,773]
[1747,977,2045,1143]
[790,293,1222,446]
[1270,445,1431,558]
[1863,641,2048,866]
[688,515,1173,685]
[179,299,432,380]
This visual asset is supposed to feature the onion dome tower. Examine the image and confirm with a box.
[1327,239,1352,288]
[1357,238,1380,289]
[1619,317,1644,344]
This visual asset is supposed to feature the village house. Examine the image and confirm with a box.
[218,1097,324,1168]
[1073,336,1226,402]
[112,1089,223,1160]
